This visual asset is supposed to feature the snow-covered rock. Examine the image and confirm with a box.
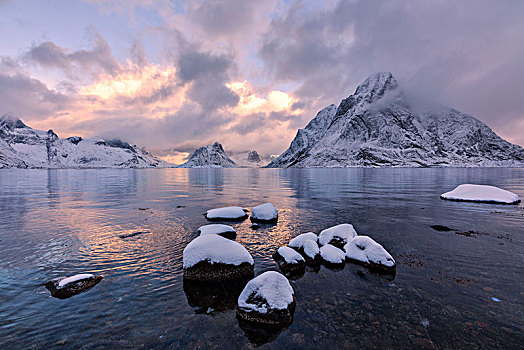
[250,203,278,223]
[183,235,254,281]
[0,115,170,169]
[237,271,296,325]
[204,206,248,221]
[272,246,306,277]
[44,274,103,299]
[267,72,524,168]
[345,236,395,273]
[440,184,520,204]
[288,233,320,262]
[318,224,358,249]
[178,142,237,168]
[197,224,237,239]
[319,244,346,265]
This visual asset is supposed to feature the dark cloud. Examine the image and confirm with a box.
[25,35,120,78]
[259,0,524,144]
[0,73,72,119]
[176,48,239,110]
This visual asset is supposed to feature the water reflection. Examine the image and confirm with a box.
[0,168,523,348]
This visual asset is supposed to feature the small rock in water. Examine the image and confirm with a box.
[119,230,150,239]
[250,203,278,223]
[237,271,296,325]
[491,297,501,302]
[45,274,103,299]
[421,318,430,328]
[250,224,260,230]
[430,225,453,232]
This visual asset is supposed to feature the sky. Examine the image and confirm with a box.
[1,0,523,163]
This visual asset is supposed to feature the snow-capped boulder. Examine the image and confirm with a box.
[344,236,395,273]
[440,184,520,204]
[272,246,305,276]
[288,233,320,263]
[318,224,358,249]
[237,271,296,325]
[204,206,248,221]
[250,203,278,223]
[178,142,237,168]
[266,72,524,168]
[319,244,346,266]
[197,224,237,239]
[183,235,254,281]
[44,274,103,299]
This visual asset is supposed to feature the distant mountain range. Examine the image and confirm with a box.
[3,72,523,169]
[267,72,524,167]
[0,116,169,169]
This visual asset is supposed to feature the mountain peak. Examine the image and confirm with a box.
[354,72,398,97]
[268,72,524,168]
[0,115,28,130]
[179,142,237,168]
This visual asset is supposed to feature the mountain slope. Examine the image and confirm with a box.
[0,116,170,169]
[178,142,237,168]
[268,72,524,167]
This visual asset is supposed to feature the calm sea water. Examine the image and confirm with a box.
[0,168,523,349]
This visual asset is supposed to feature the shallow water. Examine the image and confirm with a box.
[0,168,523,349]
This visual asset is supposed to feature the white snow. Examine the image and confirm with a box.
[288,232,318,249]
[205,206,247,220]
[319,244,346,264]
[58,274,94,288]
[277,246,305,264]
[238,271,294,314]
[441,184,520,204]
[302,240,320,259]
[251,203,278,221]
[344,236,395,267]
[178,142,237,168]
[197,224,236,236]
[183,234,253,268]
[318,224,358,246]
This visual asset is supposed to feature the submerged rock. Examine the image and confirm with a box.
[237,271,296,326]
[183,277,251,314]
[250,203,278,223]
[440,184,520,204]
[183,235,254,282]
[45,274,103,299]
[430,225,453,232]
[318,224,358,249]
[204,206,248,221]
[272,246,305,277]
[345,236,396,273]
[197,224,236,239]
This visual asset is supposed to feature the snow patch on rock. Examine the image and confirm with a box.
[197,224,236,236]
[251,203,278,222]
[205,206,248,220]
[440,184,520,204]
[345,236,395,268]
[320,244,346,264]
[288,232,318,248]
[57,274,95,288]
[318,224,358,247]
[238,271,294,314]
[183,234,253,269]
[277,246,305,264]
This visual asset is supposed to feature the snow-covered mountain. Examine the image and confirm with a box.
[228,150,275,167]
[178,142,237,168]
[267,72,524,168]
[0,116,170,169]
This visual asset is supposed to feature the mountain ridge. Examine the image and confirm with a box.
[0,115,170,169]
[267,72,524,168]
